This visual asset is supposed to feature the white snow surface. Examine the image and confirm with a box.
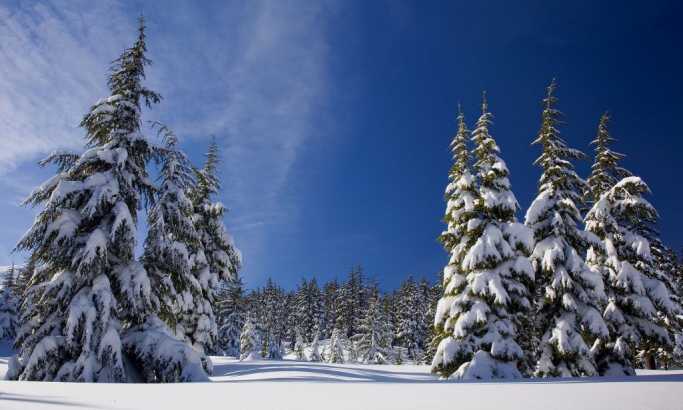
[0,345,682,410]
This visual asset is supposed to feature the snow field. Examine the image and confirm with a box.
[1,355,683,410]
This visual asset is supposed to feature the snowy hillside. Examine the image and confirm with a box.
[1,346,682,410]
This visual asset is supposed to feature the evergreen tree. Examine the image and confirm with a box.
[336,267,365,338]
[239,318,261,360]
[189,140,242,354]
[355,286,393,364]
[586,177,680,375]
[396,277,422,361]
[0,265,18,341]
[259,278,286,359]
[423,276,442,364]
[322,279,339,338]
[326,327,346,363]
[142,123,205,352]
[294,278,322,341]
[283,292,298,349]
[584,112,631,205]
[416,278,435,361]
[294,327,306,361]
[432,105,477,373]
[264,333,283,360]
[215,276,245,356]
[646,240,683,368]
[432,93,534,380]
[309,327,322,362]
[525,80,608,377]
[11,19,207,382]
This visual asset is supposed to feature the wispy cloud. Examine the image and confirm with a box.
[0,1,332,281]
[0,1,134,172]
[148,1,330,225]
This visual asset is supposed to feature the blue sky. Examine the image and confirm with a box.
[0,0,681,291]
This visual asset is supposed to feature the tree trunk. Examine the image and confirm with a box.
[643,352,656,370]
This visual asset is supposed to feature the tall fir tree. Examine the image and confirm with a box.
[396,277,422,361]
[525,80,608,377]
[294,278,322,342]
[188,140,242,354]
[11,19,207,382]
[239,318,261,360]
[416,278,436,362]
[0,265,18,341]
[326,327,346,363]
[586,177,680,375]
[322,279,339,338]
[336,267,365,338]
[258,278,286,359]
[142,123,207,355]
[647,240,683,368]
[432,93,534,379]
[215,276,246,356]
[294,327,307,361]
[432,106,478,373]
[309,327,323,362]
[584,112,631,205]
[423,275,442,364]
[355,286,393,364]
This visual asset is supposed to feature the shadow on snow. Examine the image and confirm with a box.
[210,360,683,384]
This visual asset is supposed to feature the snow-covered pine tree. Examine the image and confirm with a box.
[239,318,261,361]
[355,286,393,364]
[258,278,286,359]
[294,278,322,342]
[525,80,608,377]
[309,327,322,362]
[431,105,477,374]
[646,240,683,368]
[586,177,680,375]
[396,277,422,361]
[11,19,207,382]
[0,265,18,341]
[215,276,245,356]
[423,277,442,364]
[584,112,631,205]
[283,292,298,349]
[265,333,283,360]
[189,140,242,354]
[142,123,207,356]
[335,267,365,338]
[327,327,346,363]
[322,279,339,337]
[676,249,683,301]
[432,93,534,380]
[294,327,306,361]
[415,278,435,362]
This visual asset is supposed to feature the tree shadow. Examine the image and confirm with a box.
[213,362,465,384]
[211,361,683,385]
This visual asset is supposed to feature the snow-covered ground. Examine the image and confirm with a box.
[1,351,683,410]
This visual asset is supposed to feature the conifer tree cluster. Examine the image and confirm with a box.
[432,94,534,379]
[231,269,438,364]
[6,18,240,383]
[526,81,607,377]
[432,81,683,380]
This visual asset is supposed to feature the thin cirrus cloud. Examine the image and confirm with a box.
[0,1,134,173]
[0,0,332,281]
